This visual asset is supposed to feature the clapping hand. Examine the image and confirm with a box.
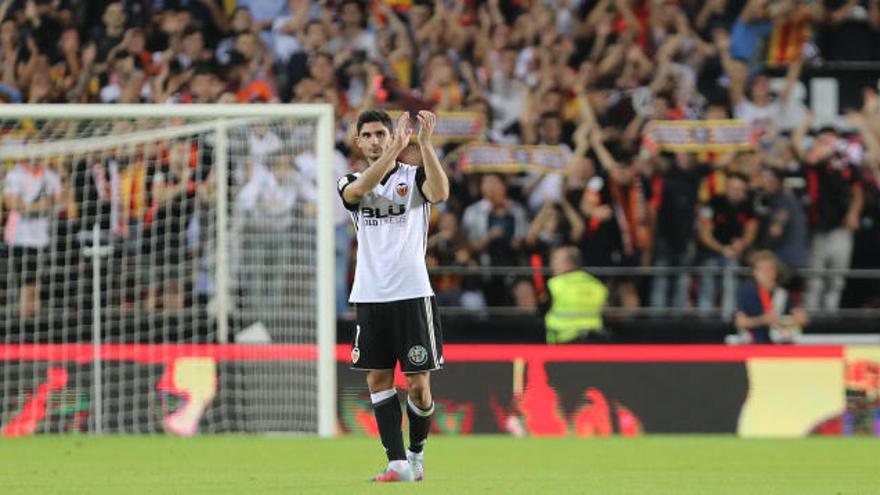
[416,110,437,146]
[390,112,412,155]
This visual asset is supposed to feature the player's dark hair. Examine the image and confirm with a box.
[357,109,393,135]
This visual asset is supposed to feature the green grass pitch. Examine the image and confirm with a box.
[0,436,877,494]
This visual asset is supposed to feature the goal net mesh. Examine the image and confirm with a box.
[0,112,325,434]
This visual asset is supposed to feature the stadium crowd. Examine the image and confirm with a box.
[2,0,880,326]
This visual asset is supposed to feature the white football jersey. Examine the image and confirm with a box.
[337,162,434,303]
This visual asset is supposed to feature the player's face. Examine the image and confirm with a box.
[357,122,391,161]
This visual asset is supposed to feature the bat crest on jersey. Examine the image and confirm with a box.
[396,182,408,197]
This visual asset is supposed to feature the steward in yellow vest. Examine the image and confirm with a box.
[544,246,607,344]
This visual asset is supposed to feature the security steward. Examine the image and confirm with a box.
[543,246,608,343]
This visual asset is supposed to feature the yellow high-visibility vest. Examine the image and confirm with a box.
[545,271,607,344]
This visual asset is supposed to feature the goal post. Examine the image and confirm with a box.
[0,104,336,436]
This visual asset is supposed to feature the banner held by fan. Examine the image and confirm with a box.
[458,144,570,174]
[644,120,756,153]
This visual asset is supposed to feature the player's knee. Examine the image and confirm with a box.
[366,370,393,393]
[406,375,432,406]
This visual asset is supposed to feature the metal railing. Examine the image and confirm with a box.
[427,265,880,320]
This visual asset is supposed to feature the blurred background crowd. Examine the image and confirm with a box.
[2,0,880,332]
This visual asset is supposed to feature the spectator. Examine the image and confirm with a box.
[293,142,352,317]
[462,174,529,305]
[3,159,65,319]
[735,250,809,344]
[486,46,528,144]
[372,3,413,91]
[293,52,339,107]
[100,48,148,104]
[512,279,539,312]
[324,0,378,61]
[143,140,206,311]
[216,7,252,66]
[427,211,480,307]
[522,112,571,214]
[817,0,877,61]
[561,125,597,206]
[524,198,585,268]
[581,130,649,308]
[89,2,127,63]
[174,25,212,71]
[422,53,463,112]
[280,20,329,99]
[697,172,758,313]
[727,0,774,71]
[725,43,803,146]
[650,152,709,309]
[544,245,608,344]
[226,32,276,103]
[270,1,314,66]
[755,167,809,271]
[166,0,229,49]
[798,126,864,310]
[235,150,302,317]
[186,63,223,103]
[235,0,288,50]
[246,122,282,174]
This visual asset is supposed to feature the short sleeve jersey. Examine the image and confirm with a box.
[337,162,434,303]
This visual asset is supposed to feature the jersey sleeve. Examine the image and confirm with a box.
[337,173,360,211]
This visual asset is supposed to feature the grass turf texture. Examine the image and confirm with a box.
[0,436,877,494]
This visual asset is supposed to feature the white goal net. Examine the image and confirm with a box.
[0,105,335,436]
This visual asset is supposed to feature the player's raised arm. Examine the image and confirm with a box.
[416,110,449,203]
[343,112,412,205]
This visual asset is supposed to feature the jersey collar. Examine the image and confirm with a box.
[380,162,400,186]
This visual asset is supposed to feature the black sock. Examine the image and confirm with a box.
[372,391,406,461]
[407,397,434,454]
